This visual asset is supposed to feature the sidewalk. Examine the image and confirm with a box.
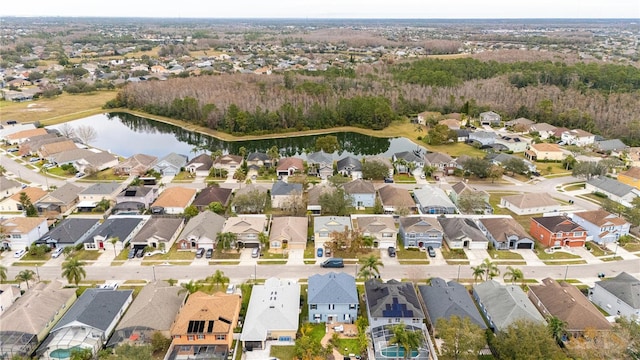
[604,242,637,260]
[517,249,545,266]
[571,246,602,264]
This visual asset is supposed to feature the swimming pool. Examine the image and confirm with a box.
[50,346,83,359]
[380,345,419,358]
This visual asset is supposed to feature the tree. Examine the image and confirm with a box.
[562,154,577,170]
[258,232,269,250]
[69,347,93,360]
[151,331,172,354]
[471,265,485,284]
[503,157,528,176]
[18,192,38,217]
[359,255,383,280]
[109,237,119,257]
[426,124,452,145]
[487,164,504,183]
[180,280,201,294]
[388,323,424,360]
[183,205,199,219]
[62,246,74,258]
[266,146,280,166]
[0,165,5,176]
[362,160,390,180]
[207,201,225,214]
[479,258,499,281]
[58,123,76,138]
[612,316,640,359]
[494,319,565,360]
[15,269,35,289]
[436,315,485,360]
[0,264,6,283]
[503,266,524,285]
[315,135,340,153]
[232,189,268,214]
[62,257,87,286]
[462,157,491,178]
[457,191,487,214]
[319,186,353,216]
[217,232,237,250]
[208,270,229,290]
[547,315,567,346]
[75,125,98,144]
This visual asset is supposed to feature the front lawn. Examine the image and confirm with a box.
[535,250,581,260]
[441,248,467,260]
[84,168,126,181]
[486,249,523,260]
[270,346,295,360]
[393,174,417,183]
[304,242,315,259]
[396,248,427,259]
[214,248,241,259]
[171,171,195,182]
[68,250,103,261]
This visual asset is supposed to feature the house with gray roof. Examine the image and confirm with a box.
[528,122,557,139]
[595,139,628,154]
[107,281,187,348]
[413,185,457,215]
[308,272,358,324]
[246,152,272,169]
[314,216,352,251]
[152,152,188,176]
[50,149,118,173]
[500,192,560,215]
[130,216,183,252]
[472,280,545,333]
[468,131,496,146]
[424,152,456,175]
[438,217,488,250]
[306,183,334,215]
[0,281,77,358]
[393,151,424,173]
[590,272,640,318]
[0,176,21,199]
[337,156,363,179]
[113,153,157,176]
[176,211,225,251]
[486,153,535,172]
[185,153,213,177]
[271,180,303,209]
[232,184,268,213]
[586,176,640,207]
[343,179,375,208]
[36,218,101,248]
[478,217,534,250]
[78,182,122,205]
[307,151,334,179]
[398,216,444,249]
[480,111,501,126]
[450,181,491,214]
[83,216,146,251]
[114,186,157,214]
[35,183,83,216]
[365,156,394,178]
[505,117,534,130]
[418,278,487,332]
[37,289,133,359]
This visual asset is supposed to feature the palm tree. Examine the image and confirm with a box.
[0,264,7,283]
[547,315,567,346]
[179,280,201,295]
[389,323,424,360]
[217,232,237,250]
[15,269,35,289]
[480,258,500,281]
[109,237,119,257]
[61,257,87,286]
[258,232,269,250]
[208,270,229,290]
[210,150,223,177]
[267,146,280,166]
[503,266,524,285]
[471,265,485,284]
[359,255,383,280]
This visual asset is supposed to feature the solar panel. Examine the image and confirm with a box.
[382,297,414,317]
[207,320,215,333]
[187,320,196,333]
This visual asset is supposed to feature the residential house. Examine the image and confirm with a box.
[150,187,197,214]
[353,215,397,249]
[364,279,430,360]
[213,154,243,174]
[529,278,611,338]
[0,284,21,316]
[494,135,528,153]
[0,176,21,199]
[377,185,416,214]
[0,217,48,251]
[561,129,596,147]
[418,278,487,333]
[17,133,59,156]
[169,291,241,359]
[49,149,118,173]
[590,272,640,318]
[35,183,82,217]
[314,216,352,250]
[486,153,536,173]
[37,289,133,360]
[240,278,300,350]
[308,273,358,324]
[4,127,48,145]
[398,216,444,249]
[530,215,587,248]
[108,281,187,348]
[343,179,376,208]
[36,218,101,249]
[570,209,630,244]
[221,215,268,248]
[438,118,461,130]
[276,157,304,177]
[37,140,77,158]
[0,282,77,358]
[449,181,491,214]
[455,129,470,143]
[176,211,225,251]
[231,184,268,213]
[77,182,122,211]
[478,217,534,250]
[468,131,496,147]
[424,152,456,176]
[528,123,558,139]
[393,151,424,173]
[113,153,157,176]
[306,183,334,215]
[0,122,36,140]
[336,156,363,179]
[83,216,146,251]
[473,280,545,333]
[114,186,158,213]
[365,156,394,178]
[586,176,640,207]
[500,192,560,215]
[191,186,233,212]
[505,117,535,132]
[246,152,272,169]
[413,185,457,215]
[525,143,565,162]
[153,152,188,176]
[479,111,501,126]
[306,151,334,179]
[416,111,433,125]
[595,139,628,154]
[269,216,307,251]
[618,166,640,191]
[130,217,183,252]
[185,154,213,177]
[0,187,48,212]
[438,217,489,250]
[270,180,303,209]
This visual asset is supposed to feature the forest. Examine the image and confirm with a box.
[106,58,640,144]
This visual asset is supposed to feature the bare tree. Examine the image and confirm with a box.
[58,123,76,138]
[75,125,98,144]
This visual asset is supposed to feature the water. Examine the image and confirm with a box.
[49,112,426,160]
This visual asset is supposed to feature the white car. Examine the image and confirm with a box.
[98,282,119,290]
[51,247,64,258]
[13,249,26,258]
[226,284,236,294]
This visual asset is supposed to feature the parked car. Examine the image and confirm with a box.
[317,248,323,257]
[384,177,394,183]
[251,247,260,258]
[387,246,396,257]
[128,248,136,259]
[7,148,18,153]
[427,246,436,258]
[205,248,213,259]
[13,249,26,258]
[196,248,205,258]
[320,258,344,268]
[75,172,85,178]
[29,157,41,162]
[226,284,236,294]
[136,248,144,258]
[51,247,64,258]
[325,247,331,256]
[98,282,119,290]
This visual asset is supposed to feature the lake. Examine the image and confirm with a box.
[49,112,426,160]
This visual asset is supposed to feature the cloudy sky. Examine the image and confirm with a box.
[3,0,639,18]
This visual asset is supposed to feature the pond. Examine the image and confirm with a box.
[49,112,426,160]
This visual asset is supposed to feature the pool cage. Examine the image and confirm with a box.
[370,324,430,360]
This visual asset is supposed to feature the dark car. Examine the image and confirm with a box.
[196,248,205,258]
[136,248,144,258]
[387,246,396,257]
[384,177,394,183]
[321,258,344,268]
[205,248,213,259]
[317,248,323,257]
[427,246,436,258]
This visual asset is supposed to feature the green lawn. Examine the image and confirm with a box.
[564,183,585,191]
[84,168,126,181]
[396,248,427,259]
[586,242,607,257]
[542,260,587,265]
[393,174,417,183]
[487,249,524,260]
[257,260,287,265]
[214,249,241,259]
[441,248,468,260]
[427,143,485,158]
[399,260,430,265]
[334,338,362,356]
[68,250,103,261]
[171,171,195,182]
[623,241,640,252]
[309,323,326,343]
[270,346,295,360]
[535,250,581,260]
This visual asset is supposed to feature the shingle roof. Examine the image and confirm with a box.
[85,217,144,243]
[172,291,241,335]
[80,182,121,196]
[276,157,304,171]
[394,151,423,163]
[413,185,456,209]
[307,183,334,206]
[531,143,563,152]
[314,216,352,233]
[398,216,443,234]
[269,217,307,245]
[343,179,375,195]
[531,216,585,233]
[355,216,396,235]
[52,289,133,333]
[271,181,303,196]
[572,209,628,227]
[479,218,531,243]
[595,272,640,309]
[10,187,48,203]
[307,151,333,165]
[587,176,636,197]
[620,166,640,180]
[424,152,453,165]
[438,218,488,243]
[596,139,628,152]
[418,278,486,330]
[38,218,100,245]
[473,280,545,331]
[247,152,270,162]
[223,216,267,234]
[156,152,188,169]
[365,279,424,319]
[192,186,233,207]
[181,211,225,239]
[502,193,559,209]
[378,185,415,208]
[1,217,46,234]
[337,156,362,172]
[40,183,83,204]
[151,187,196,208]
[308,272,358,305]
[0,176,20,191]
[186,153,213,171]
[132,217,183,244]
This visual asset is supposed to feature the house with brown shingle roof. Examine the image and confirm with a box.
[343,179,376,208]
[528,278,611,337]
[221,215,268,248]
[38,140,77,158]
[500,192,560,215]
[0,187,48,212]
[353,215,397,249]
[186,153,213,177]
[0,216,48,251]
[617,166,640,191]
[150,187,197,214]
[530,215,587,248]
[269,216,307,252]
[130,217,184,250]
[35,183,83,217]
[306,183,334,215]
[377,185,416,214]
[213,154,243,173]
[113,153,157,176]
[478,217,534,250]
[570,210,630,244]
[169,292,241,359]
[191,186,233,212]
[276,157,304,177]
[525,143,565,162]
[5,128,48,145]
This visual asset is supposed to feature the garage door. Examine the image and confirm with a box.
[517,242,533,249]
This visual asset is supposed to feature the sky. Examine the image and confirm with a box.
[2,0,639,19]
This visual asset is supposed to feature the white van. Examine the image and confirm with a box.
[51,247,64,258]
[251,247,260,258]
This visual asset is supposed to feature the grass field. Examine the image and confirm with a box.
[0,91,117,124]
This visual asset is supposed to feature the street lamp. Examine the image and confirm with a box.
[152,265,156,281]
[614,242,619,257]
[35,265,40,282]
